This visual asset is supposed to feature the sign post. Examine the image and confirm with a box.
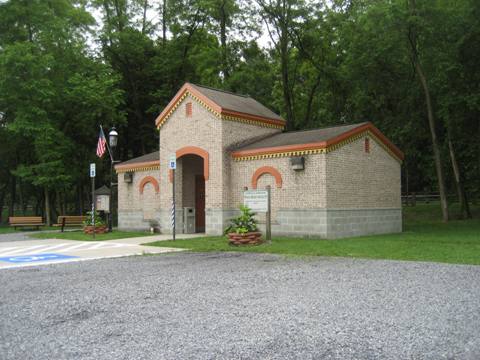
[89,163,96,240]
[169,155,177,241]
[243,189,271,241]
[266,186,271,242]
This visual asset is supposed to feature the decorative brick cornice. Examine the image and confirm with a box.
[232,123,404,163]
[115,160,160,173]
[155,83,285,130]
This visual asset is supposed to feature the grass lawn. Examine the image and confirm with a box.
[145,202,480,265]
[30,230,153,241]
[0,226,58,234]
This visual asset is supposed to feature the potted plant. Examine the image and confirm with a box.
[225,205,262,245]
[83,211,107,234]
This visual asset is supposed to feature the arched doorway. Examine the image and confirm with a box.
[179,154,205,233]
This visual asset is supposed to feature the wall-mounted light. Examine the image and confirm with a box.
[124,172,133,183]
[290,156,305,171]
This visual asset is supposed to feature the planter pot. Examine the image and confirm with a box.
[227,232,262,246]
[83,225,108,234]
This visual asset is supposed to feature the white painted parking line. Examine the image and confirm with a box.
[27,243,72,254]
[0,242,138,258]
[0,246,20,253]
[89,242,108,249]
[0,245,52,257]
[58,242,93,252]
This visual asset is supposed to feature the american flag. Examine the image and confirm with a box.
[96,126,107,158]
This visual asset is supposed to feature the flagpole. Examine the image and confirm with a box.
[99,124,117,233]
[100,125,114,163]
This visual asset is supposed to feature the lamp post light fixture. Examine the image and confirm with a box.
[109,127,118,148]
[108,127,119,232]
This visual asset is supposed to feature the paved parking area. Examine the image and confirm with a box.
[0,233,198,269]
[1,252,479,359]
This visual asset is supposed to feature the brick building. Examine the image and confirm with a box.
[115,83,404,239]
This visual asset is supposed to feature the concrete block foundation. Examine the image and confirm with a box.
[119,207,402,239]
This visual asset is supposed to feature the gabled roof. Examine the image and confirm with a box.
[115,151,159,173]
[232,122,404,162]
[155,83,285,129]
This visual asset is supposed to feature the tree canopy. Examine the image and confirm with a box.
[0,0,478,223]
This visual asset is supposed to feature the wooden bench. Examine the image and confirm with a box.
[53,216,87,232]
[9,216,45,230]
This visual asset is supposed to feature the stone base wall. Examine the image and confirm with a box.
[118,210,161,231]
[158,209,185,234]
[206,208,240,235]
[257,209,327,238]
[256,208,402,239]
[120,207,402,239]
[324,208,402,239]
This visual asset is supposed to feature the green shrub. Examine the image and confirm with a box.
[83,211,106,227]
[225,205,259,234]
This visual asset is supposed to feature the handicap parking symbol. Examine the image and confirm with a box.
[0,253,78,263]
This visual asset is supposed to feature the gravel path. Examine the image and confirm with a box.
[1,252,479,360]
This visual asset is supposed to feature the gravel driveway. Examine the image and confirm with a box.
[1,252,479,360]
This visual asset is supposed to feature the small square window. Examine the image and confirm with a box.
[365,138,370,153]
[186,102,192,117]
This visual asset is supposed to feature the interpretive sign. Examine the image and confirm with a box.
[244,190,269,213]
[96,195,110,212]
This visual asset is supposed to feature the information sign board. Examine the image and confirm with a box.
[96,195,110,212]
[244,190,269,212]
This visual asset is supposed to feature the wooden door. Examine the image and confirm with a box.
[195,175,205,232]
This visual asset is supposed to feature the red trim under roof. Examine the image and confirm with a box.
[232,122,404,161]
[155,83,286,128]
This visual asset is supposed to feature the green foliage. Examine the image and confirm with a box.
[225,205,259,234]
[148,203,480,265]
[0,0,478,223]
[83,211,106,227]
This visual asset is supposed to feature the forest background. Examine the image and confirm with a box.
[0,0,478,225]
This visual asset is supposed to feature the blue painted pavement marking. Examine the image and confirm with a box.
[0,253,78,263]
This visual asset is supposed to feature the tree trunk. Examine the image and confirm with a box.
[0,189,5,224]
[447,132,471,219]
[162,0,167,46]
[62,189,67,215]
[78,182,84,215]
[305,73,321,127]
[280,21,294,130]
[407,0,449,221]
[8,176,16,217]
[44,188,51,226]
[413,60,449,222]
[141,0,148,34]
[56,189,62,217]
[219,0,229,80]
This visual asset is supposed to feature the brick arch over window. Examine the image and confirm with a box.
[251,166,283,189]
[139,176,160,194]
[169,146,210,182]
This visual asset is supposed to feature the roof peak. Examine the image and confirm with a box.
[280,122,369,135]
[188,83,251,99]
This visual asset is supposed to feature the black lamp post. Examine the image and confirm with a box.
[108,127,118,232]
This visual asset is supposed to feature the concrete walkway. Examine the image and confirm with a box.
[0,233,201,269]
